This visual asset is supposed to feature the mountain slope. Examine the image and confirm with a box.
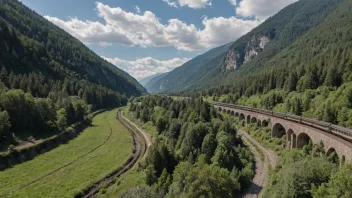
[195,0,344,90]
[0,0,146,95]
[139,73,164,87]
[144,72,169,93]
[152,0,343,93]
[0,0,147,146]
[148,42,233,93]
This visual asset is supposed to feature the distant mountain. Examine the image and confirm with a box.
[0,0,146,95]
[147,42,233,93]
[144,72,169,93]
[149,0,344,93]
[139,73,164,87]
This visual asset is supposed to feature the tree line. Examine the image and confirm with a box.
[0,66,128,148]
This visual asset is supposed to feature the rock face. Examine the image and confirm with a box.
[222,35,270,71]
[223,49,240,71]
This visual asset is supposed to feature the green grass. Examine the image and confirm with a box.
[98,167,146,197]
[0,109,133,198]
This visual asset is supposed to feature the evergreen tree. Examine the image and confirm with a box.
[0,67,10,88]
[286,72,298,92]
[324,65,340,87]
[323,102,334,123]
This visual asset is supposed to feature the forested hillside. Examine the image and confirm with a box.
[147,42,233,93]
[192,0,352,129]
[0,0,144,148]
[120,96,255,197]
[153,0,344,93]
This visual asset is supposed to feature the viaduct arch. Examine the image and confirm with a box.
[216,103,352,161]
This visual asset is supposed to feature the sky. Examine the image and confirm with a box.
[20,0,297,80]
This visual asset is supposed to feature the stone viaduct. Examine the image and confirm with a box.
[214,103,352,162]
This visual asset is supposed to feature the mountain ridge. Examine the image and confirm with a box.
[148,0,343,93]
[0,0,146,95]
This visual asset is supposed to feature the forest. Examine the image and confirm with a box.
[123,95,255,197]
[0,0,144,148]
[0,68,92,149]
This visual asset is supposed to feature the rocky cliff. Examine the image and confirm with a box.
[222,35,270,71]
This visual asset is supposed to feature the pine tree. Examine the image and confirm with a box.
[0,67,10,88]
[323,102,333,123]
[324,65,340,87]
[286,72,298,91]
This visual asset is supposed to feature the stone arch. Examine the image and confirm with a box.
[262,120,268,127]
[257,119,262,127]
[246,115,251,124]
[239,113,245,120]
[287,129,296,149]
[341,155,346,164]
[272,123,286,138]
[326,148,339,164]
[222,108,226,113]
[297,133,311,149]
[218,107,222,112]
[231,111,235,116]
[227,109,231,114]
[251,117,257,124]
[292,133,297,148]
[235,112,239,117]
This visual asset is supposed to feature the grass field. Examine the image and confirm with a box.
[0,109,133,198]
[98,168,146,197]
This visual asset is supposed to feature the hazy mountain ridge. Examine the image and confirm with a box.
[144,72,169,93]
[139,73,161,87]
[147,42,233,93]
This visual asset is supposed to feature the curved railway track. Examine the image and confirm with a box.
[0,111,114,198]
[80,109,149,198]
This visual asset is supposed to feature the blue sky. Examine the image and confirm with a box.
[20,0,297,80]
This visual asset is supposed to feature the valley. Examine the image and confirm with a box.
[1,0,352,197]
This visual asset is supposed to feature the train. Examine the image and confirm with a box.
[211,102,352,142]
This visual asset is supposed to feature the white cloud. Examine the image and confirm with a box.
[44,16,134,46]
[163,0,211,9]
[228,0,237,6]
[102,56,190,79]
[163,0,178,8]
[135,5,141,14]
[236,0,298,20]
[178,0,211,9]
[199,16,258,47]
[45,2,260,51]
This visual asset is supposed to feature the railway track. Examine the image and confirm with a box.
[80,109,149,198]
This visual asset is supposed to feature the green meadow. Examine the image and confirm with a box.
[0,109,133,198]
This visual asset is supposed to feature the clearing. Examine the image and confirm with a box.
[0,109,133,198]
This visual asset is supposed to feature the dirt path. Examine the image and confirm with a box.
[82,109,151,198]
[120,111,152,159]
[238,130,277,198]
